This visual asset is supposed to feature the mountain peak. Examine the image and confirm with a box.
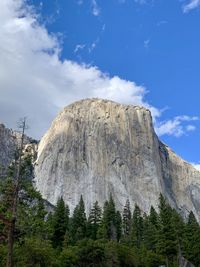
[34,99,200,220]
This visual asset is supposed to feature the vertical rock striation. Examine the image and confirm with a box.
[34,99,200,220]
[0,123,38,178]
[0,123,17,176]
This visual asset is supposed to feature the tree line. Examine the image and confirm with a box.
[0,124,200,267]
[1,167,200,267]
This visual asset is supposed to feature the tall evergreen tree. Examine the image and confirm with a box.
[157,194,177,267]
[122,199,132,239]
[115,211,122,242]
[131,204,143,248]
[143,206,158,251]
[71,195,87,242]
[101,195,117,240]
[149,206,158,229]
[183,211,200,266]
[52,197,69,249]
[88,201,102,240]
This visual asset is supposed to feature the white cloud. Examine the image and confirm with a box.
[91,0,100,16]
[155,116,198,137]
[144,39,150,49]
[0,0,160,139]
[191,163,200,171]
[0,0,198,142]
[157,20,168,27]
[186,125,196,131]
[101,24,106,32]
[77,0,83,5]
[74,44,86,54]
[134,0,155,4]
[183,0,200,13]
[88,38,99,53]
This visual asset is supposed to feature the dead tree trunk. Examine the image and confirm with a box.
[6,118,27,267]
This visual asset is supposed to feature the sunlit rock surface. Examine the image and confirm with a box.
[34,99,200,220]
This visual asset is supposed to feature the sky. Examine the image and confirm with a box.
[0,0,200,170]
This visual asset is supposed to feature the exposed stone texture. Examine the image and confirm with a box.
[34,98,200,220]
[0,123,17,176]
[0,123,37,177]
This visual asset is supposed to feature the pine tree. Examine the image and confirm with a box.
[149,206,158,228]
[157,194,177,267]
[52,197,69,249]
[183,211,200,266]
[88,201,102,240]
[171,208,185,261]
[131,204,143,248]
[71,195,87,242]
[143,206,158,251]
[115,211,122,241]
[122,199,132,239]
[101,195,117,240]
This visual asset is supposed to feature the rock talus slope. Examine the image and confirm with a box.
[34,99,200,220]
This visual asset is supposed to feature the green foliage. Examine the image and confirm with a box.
[16,182,47,240]
[183,211,200,266]
[139,246,164,267]
[58,246,79,267]
[116,242,139,267]
[51,197,69,249]
[104,241,120,267]
[157,194,178,266]
[0,244,7,267]
[14,237,57,267]
[143,207,158,251]
[131,204,144,248]
[1,163,200,267]
[77,239,105,267]
[71,195,87,243]
[87,201,102,240]
[122,199,132,240]
[115,210,122,241]
[101,195,118,240]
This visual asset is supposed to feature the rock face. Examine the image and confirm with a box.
[34,99,200,220]
[0,123,38,178]
[0,123,18,176]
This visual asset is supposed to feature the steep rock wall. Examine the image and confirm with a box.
[0,123,17,176]
[0,123,38,178]
[34,99,200,220]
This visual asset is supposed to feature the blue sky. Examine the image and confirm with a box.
[0,0,200,168]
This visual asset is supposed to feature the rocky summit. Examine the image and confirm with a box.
[33,98,200,220]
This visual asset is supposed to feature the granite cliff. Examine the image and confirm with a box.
[0,123,19,176]
[34,98,200,221]
[0,123,37,178]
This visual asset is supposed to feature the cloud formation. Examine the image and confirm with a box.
[0,0,198,141]
[144,39,150,49]
[183,0,200,13]
[0,0,159,138]
[191,163,200,171]
[155,116,198,137]
[91,0,100,16]
[74,44,86,54]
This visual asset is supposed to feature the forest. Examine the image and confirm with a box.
[0,155,200,267]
